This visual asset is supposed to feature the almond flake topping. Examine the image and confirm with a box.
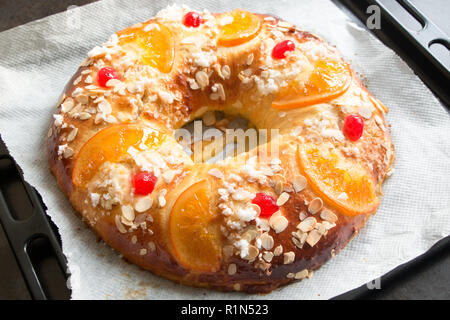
[306,229,322,247]
[134,196,153,213]
[228,263,237,275]
[297,216,317,232]
[283,251,295,264]
[273,245,283,256]
[263,251,274,263]
[158,195,166,207]
[63,147,74,159]
[98,100,112,114]
[84,75,93,84]
[246,245,259,261]
[246,53,254,65]
[115,215,127,234]
[121,205,135,222]
[195,70,209,89]
[61,98,75,113]
[260,232,274,250]
[320,209,338,223]
[66,127,78,142]
[162,170,178,183]
[221,65,231,79]
[276,192,289,206]
[105,78,121,87]
[269,212,288,233]
[295,269,309,280]
[308,197,323,214]
[293,175,307,192]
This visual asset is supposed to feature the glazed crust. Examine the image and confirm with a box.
[47,7,394,293]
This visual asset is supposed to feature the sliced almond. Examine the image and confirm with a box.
[316,222,327,235]
[61,98,75,113]
[278,21,293,29]
[134,196,153,213]
[322,220,336,230]
[63,147,74,159]
[121,205,135,222]
[228,263,237,275]
[246,245,259,261]
[297,216,317,232]
[158,195,166,208]
[269,213,288,233]
[320,209,338,223]
[208,168,224,179]
[295,269,309,280]
[78,112,91,120]
[195,70,209,89]
[260,232,274,250]
[283,251,295,264]
[308,197,323,214]
[273,245,283,256]
[263,251,274,263]
[299,211,307,221]
[293,175,307,192]
[246,53,254,65]
[162,170,177,183]
[306,229,322,247]
[98,100,112,114]
[242,226,258,242]
[221,65,231,79]
[276,192,289,206]
[66,127,78,142]
[106,78,121,87]
[216,83,226,101]
[115,215,127,234]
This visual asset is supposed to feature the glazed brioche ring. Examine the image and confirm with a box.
[47,6,394,293]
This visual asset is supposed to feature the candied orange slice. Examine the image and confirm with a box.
[117,23,174,73]
[169,180,222,272]
[272,58,351,109]
[296,144,379,216]
[218,10,261,47]
[72,124,165,187]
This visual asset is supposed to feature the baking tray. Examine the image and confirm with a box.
[0,0,449,300]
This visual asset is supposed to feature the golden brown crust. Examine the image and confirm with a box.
[47,7,394,293]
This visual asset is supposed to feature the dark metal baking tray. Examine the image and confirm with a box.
[0,0,449,300]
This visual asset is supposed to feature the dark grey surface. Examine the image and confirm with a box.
[0,0,449,300]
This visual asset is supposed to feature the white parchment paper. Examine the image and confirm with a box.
[0,0,449,300]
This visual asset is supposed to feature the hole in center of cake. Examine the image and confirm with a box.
[176,110,272,163]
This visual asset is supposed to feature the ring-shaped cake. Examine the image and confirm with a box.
[47,5,394,293]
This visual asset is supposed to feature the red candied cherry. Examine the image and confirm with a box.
[343,114,364,141]
[97,67,120,88]
[133,172,157,196]
[252,192,279,218]
[272,40,295,59]
[183,12,204,28]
